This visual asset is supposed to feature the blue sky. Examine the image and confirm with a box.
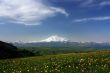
[0,0,110,42]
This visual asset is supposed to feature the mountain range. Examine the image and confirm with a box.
[12,35,110,49]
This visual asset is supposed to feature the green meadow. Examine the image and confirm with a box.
[0,51,110,73]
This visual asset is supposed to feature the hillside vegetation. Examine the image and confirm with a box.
[0,41,34,59]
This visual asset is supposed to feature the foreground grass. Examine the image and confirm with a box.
[0,51,110,73]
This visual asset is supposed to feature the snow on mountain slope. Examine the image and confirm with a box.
[41,35,68,42]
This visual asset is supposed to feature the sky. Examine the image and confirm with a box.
[0,0,110,42]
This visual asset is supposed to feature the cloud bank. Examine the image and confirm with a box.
[0,0,68,25]
[73,16,110,23]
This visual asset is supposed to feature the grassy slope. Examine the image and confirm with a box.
[0,51,110,73]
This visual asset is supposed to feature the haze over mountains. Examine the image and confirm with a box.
[14,35,68,43]
[13,35,110,49]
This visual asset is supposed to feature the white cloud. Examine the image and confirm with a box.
[99,1,110,6]
[0,22,5,25]
[73,16,110,22]
[0,0,68,25]
[80,0,94,7]
[78,0,110,8]
[48,0,82,2]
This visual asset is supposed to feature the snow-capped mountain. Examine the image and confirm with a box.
[41,35,68,42]
[13,35,110,48]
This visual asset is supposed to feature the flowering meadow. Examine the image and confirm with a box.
[0,51,110,73]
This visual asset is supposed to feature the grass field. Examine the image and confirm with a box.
[0,51,110,73]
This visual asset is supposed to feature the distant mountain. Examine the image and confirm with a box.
[12,35,110,49]
[41,35,68,42]
[13,41,110,49]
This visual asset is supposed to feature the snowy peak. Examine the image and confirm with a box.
[41,35,68,42]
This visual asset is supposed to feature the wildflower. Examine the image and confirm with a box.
[34,68,36,70]
[81,69,84,72]
[27,69,29,72]
[45,70,48,73]
[104,64,107,68]
[89,63,91,65]
[19,71,22,73]
[68,65,71,68]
